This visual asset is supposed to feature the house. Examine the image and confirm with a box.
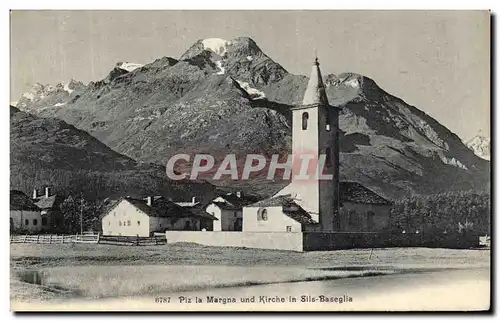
[242,194,316,233]
[205,192,257,231]
[10,190,42,234]
[101,196,217,237]
[33,187,64,232]
[338,182,392,232]
[175,197,218,231]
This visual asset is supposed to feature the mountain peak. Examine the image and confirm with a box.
[466,132,490,161]
[200,38,231,57]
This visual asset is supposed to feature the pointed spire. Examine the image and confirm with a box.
[302,57,329,106]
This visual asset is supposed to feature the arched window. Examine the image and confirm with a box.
[257,208,268,221]
[325,147,332,167]
[302,112,309,130]
[25,219,29,226]
[33,219,38,226]
[41,217,47,226]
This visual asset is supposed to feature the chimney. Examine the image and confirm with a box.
[45,187,50,198]
[192,197,197,205]
[32,189,38,199]
[236,191,243,198]
[147,196,152,206]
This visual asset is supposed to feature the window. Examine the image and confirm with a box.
[234,212,238,218]
[302,112,309,130]
[108,221,111,226]
[42,217,47,226]
[137,221,141,226]
[286,226,292,232]
[119,221,122,226]
[326,124,331,131]
[127,220,131,226]
[33,219,38,226]
[325,147,332,167]
[25,219,29,226]
[257,208,268,221]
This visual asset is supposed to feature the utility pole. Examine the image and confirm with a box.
[80,192,83,235]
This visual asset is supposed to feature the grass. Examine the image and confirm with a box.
[11,242,490,269]
[10,243,490,303]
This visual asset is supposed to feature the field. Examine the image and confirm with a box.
[10,243,491,306]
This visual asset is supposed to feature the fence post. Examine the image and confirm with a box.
[37,235,40,244]
[97,233,100,244]
[24,234,27,243]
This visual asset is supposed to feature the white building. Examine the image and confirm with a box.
[10,190,42,234]
[205,192,256,231]
[102,196,217,237]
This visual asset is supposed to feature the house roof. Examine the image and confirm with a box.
[34,194,64,210]
[104,197,218,220]
[340,182,392,205]
[247,194,316,225]
[209,192,258,210]
[247,194,294,208]
[10,190,40,211]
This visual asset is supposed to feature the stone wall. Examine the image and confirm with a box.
[165,231,304,251]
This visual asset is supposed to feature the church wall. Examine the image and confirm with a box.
[242,206,302,232]
[164,231,304,251]
[338,202,391,232]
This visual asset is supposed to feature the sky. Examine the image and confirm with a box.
[10,10,490,141]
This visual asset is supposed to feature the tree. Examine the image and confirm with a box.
[61,195,106,234]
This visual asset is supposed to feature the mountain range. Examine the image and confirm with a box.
[12,37,490,200]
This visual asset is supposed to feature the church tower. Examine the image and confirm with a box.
[289,57,341,231]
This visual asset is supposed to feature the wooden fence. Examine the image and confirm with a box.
[98,235,167,246]
[10,233,166,246]
[10,233,100,244]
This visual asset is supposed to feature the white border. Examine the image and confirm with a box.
[1,1,497,320]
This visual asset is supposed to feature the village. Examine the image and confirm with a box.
[9,58,484,251]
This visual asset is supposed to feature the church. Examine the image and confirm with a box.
[165,57,393,251]
[239,57,392,250]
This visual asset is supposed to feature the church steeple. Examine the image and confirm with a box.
[302,57,329,106]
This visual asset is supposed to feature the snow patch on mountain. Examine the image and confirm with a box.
[236,80,265,99]
[215,61,225,75]
[246,56,253,61]
[22,92,35,101]
[117,62,144,72]
[440,156,468,170]
[466,133,490,160]
[63,83,74,94]
[344,78,360,88]
[202,38,231,56]
[54,102,66,107]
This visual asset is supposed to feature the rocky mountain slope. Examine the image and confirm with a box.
[14,37,490,199]
[10,106,216,200]
[466,132,490,161]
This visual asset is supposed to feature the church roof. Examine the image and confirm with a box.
[302,57,330,106]
[340,182,392,205]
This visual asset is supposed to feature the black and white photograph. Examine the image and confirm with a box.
[8,9,491,312]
